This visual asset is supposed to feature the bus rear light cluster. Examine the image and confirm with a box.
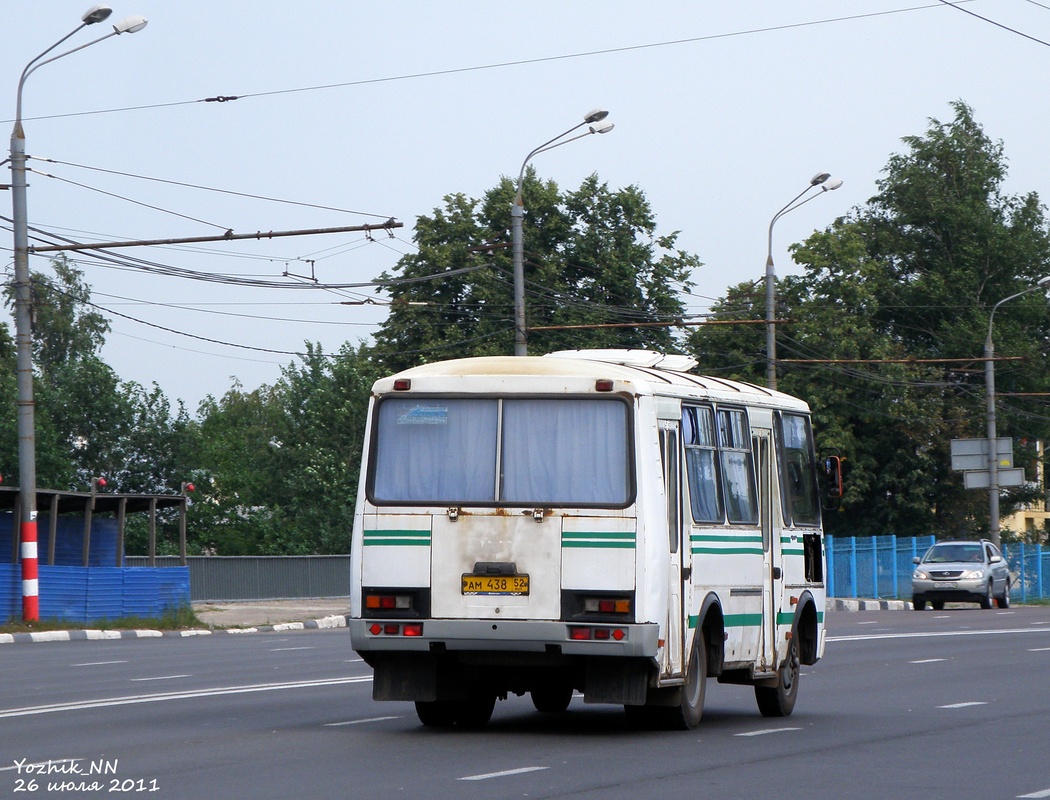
[365,593,412,611]
[368,622,423,637]
[568,626,627,641]
[583,597,631,615]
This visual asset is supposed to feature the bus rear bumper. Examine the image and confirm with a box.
[349,618,660,658]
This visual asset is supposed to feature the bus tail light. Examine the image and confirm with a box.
[365,593,412,611]
[568,626,627,641]
[368,622,424,637]
[361,587,430,618]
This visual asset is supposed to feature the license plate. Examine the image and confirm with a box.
[936,581,957,589]
[462,574,530,596]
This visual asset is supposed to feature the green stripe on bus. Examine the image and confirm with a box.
[723,613,762,628]
[363,529,430,546]
[690,534,763,544]
[691,547,764,556]
[562,531,636,549]
[562,537,634,545]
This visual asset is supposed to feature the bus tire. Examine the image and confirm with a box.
[755,635,799,718]
[454,691,496,729]
[668,631,707,730]
[531,683,573,713]
[415,700,456,728]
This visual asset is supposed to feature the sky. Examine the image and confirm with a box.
[3,1,1050,411]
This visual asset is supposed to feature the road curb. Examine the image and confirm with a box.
[827,598,912,612]
[0,613,350,645]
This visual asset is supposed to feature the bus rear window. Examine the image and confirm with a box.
[370,397,630,506]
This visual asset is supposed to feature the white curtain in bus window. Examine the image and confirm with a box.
[778,412,819,526]
[682,406,722,522]
[501,399,629,504]
[717,408,758,524]
[372,398,498,502]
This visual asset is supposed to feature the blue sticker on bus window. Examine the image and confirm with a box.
[397,405,448,425]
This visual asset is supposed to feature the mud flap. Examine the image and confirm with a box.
[585,658,650,705]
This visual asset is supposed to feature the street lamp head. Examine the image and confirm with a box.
[82,4,113,24]
[1037,275,1050,287]
[589,120,615,135]
[113,15,148,34]
[810,172,831,186]
[822,177,844,191]
[583,108,609,124]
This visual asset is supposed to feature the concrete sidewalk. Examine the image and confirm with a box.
[191,598,351,629]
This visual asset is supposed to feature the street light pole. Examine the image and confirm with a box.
[9,5,147,622]
[764,172,843,389]
[984,275,1050,549]
[511,109,614,356]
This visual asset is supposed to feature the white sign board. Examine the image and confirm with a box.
[950,438,1013,472]
[963,468,1026,489]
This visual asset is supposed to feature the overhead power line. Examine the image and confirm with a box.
[1,4,975,125]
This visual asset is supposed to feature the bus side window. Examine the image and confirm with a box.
[682,406,722,524]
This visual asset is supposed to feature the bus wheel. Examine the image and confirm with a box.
[531,683,573,713]
[415,700,456,728]
[755,636,799,718]
[454,692,496,729]
[668,632,707,730]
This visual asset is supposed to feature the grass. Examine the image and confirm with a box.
[0,604,203,634]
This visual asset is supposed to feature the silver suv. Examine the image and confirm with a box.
[912,539,1011,610]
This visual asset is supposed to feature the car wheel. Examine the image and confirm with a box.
[996,579,1010,609]
[931,601,944,611]
[913,597,926,611]
[979,581,993,609]
[755,634,799,718]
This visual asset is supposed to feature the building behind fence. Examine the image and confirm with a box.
[827,535,1050,602]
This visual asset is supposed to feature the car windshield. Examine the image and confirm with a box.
[923,543,983,564]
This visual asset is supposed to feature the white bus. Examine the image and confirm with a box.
[349,350,840,729]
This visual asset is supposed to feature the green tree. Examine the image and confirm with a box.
[689,102,1050,539]
[372,171,699,372]
[186,342,376,555]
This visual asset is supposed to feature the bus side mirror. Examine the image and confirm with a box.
[822,455,843,499]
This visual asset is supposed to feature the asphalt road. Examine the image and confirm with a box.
[2,606,1049,800]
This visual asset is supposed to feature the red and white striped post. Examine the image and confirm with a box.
[21,517,39,621]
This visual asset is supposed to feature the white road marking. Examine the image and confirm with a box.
[734,727,801,737]
[0,676,372,719]
[909,658,946,664]
[1017,788,1050,799]
[829,628,1050,643]
[1029,647,1050,652]
[130,675,192,682]
[857,620,879,625]
[938,701,987,709]
[73,660,128,667]
[458,767,549,781]
[270,646,315,652]
[324,716,400,726]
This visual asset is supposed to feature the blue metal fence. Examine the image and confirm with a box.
[827,535,1050,601]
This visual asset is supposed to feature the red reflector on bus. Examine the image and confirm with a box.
[612,628,626,641]
[594,628,610,640]
[369,624,382,635]
[595,379,614,392]
[383,624,400,635]
[403,623,423,637]
[393,379,411,390]
[569,627,591,640]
